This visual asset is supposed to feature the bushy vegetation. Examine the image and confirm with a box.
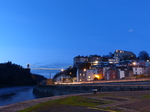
[53,66,77,81]
[0,61,46,87]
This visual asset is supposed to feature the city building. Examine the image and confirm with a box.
[88,55,102,65]
[105,68,117,80]
[73,55,88,67]
[71,50,150,82]
[132,66,145,75]
[86,68,103,81]
[114,50,136,60]
[76,69,87,82]
[145,61,150,67]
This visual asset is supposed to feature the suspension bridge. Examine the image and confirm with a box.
[25,64,72,71]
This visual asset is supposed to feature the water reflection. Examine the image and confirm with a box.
[0,86,40,106]
[0,93,16,101]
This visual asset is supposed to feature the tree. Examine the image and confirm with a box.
[138,51,149,61]
[103,52,114,59]
[109,52,114,58]
[0,61,45,87]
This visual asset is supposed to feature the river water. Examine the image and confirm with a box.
[0,86,47,106]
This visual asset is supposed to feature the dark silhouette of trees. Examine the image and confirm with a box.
[109,52,114,58]
[0,61,46,87]
[138,51,149,61]
[53,66,77,81]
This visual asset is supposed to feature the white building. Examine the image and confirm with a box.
[103,67,110,77]
[86,69,99,81]
[117,69,125,79]
[132,66,145,75]
[86,69,94,81]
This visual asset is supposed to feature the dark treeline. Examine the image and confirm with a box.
[0,61,46,87]
[53,66,77,81]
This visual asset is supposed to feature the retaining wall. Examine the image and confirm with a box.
[33,82,150,96]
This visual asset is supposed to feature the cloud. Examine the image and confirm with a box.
[128,29,134,32]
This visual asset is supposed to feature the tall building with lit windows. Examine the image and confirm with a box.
[88,55,102,65]
[114,50,136,60]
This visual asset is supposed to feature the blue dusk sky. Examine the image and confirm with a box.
[0,0,150,77]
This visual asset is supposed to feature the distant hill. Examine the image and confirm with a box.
[0,61,47,87]
[33,74,47,83]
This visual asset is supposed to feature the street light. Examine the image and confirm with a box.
[132,62,136,65]
[95,61,98,64]
[93,61,98,65]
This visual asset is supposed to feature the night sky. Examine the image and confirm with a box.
[1,0,150,78]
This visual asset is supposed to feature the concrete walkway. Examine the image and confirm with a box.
[1,91,150,112]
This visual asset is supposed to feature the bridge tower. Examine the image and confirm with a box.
[27,63,30,69]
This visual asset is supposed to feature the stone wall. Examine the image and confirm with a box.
[33,81,150,96]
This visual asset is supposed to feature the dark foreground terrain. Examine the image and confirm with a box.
[1,91,150,112]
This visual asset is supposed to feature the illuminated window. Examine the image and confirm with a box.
[80,73,82,76]
[88,76,90,78]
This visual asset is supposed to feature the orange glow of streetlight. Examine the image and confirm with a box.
[132,62,136,65]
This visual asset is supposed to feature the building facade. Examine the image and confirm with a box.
[105,68,117,80]
[114,50,136,60]
[132,66,145,75]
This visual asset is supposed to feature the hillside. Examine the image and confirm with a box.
[0,61,46,87]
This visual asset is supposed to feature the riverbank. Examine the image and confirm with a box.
[1,91,150,112]
[0,86,38,106]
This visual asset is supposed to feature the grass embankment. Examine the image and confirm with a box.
[18,96,112,112]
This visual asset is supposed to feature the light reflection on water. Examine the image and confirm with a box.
[0,86,45,106]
